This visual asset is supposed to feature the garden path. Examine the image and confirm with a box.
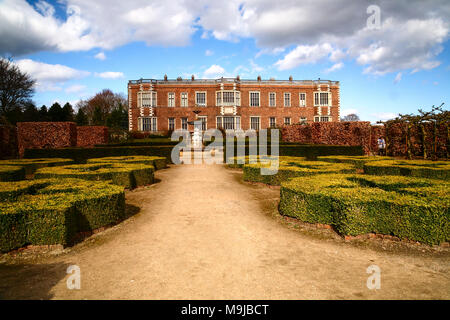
[0,163,449,299]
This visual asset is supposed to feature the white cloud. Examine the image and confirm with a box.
[65,84,87,93]
[94,71,124,79]
[94,52,106,60]
[325,62,344,73]
[1,0,449,77]
[205,50,214,56]
[274,43,335,70]
[202,64,226,78]
[15,59,90,92]
[394,72,402,84]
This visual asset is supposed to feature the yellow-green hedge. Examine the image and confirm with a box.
[243,159,355,185]
[87,155,166,170]
[226,155,306,168]
[35,163,154,189]
[0,165,26,182]
[363,160,450,180]
[279,174,449,245]
[0,179,125,252]
[0,158,74,175]
[317,155,394,169]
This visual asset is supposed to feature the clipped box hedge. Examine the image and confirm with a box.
[363,160,450,180]
[0,165,26,181]
[24,145,174,163]
[87,155,166,170]
[0,158,74,175]
[243,159,355,185]
[35,163,154,189]
[226,155,307,168]
[317,155,394,169]
[0,178,125,252]
[279,174,449,245]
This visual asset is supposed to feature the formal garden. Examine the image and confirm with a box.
[0,155,166,252]
[227,155,449,246]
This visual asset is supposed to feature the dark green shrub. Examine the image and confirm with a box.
[0,179,125,252]
[363,160,450,180]
[317,156,394,169]
[279,174,449,245]
[0,165,26,181]
[87,155,166,170]
[35,163,154,189]
[0,158,74,175]
[243,159,355,185]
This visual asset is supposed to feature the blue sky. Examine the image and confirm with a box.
[1,0,449,122]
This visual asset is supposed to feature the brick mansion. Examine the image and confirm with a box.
[127,76,340,133]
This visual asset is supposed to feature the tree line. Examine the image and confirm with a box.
[1,57,127,129]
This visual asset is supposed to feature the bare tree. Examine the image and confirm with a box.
[0,57,35,120]
[83,89,127,125]
[341,113,360,121]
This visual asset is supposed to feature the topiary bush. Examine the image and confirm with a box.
[279,174,449,245]
[363,160,450,180]
[0,158,75,175]
[0,179,125,252]
[34,163,154,189]
[317,155,394,169]
[0,165,26,181]
[243,159,355,185]
[87,155,166,170]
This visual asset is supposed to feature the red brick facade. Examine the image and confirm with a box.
[128,77,340,133]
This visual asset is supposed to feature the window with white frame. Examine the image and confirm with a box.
[216,92,221,106]
[269,92,276,107]
[284,93,291,107]
[314,116,332,122]
[139,117,157,131]
[181,117,188,130]
[250,92,260,107]
[314,92,330,106]
[168,92,175,107]
[269,117,276,128]
[284,117,291,125]
[138,91,156,108]
[181,92,188,107]
[168,118,175,130]
[299,93,306,106]
[196,92,206,106]
[300,117,307,124]
[216,116,223,129]
[198,116,207,131]
[217,116,240,129]
[250,116,260,130]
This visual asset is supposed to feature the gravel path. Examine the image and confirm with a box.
[0,163,449,299]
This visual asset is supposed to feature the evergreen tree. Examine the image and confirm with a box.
[106,105,126,128]
[38,105,49,121]
[92,105,104,125]
[48,102,63,121]
[22,102,39,122]
[75,108,88,126]
[62,102,74,121]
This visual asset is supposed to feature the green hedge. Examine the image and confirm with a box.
[87,155,166,170]
[243,159,355,185]
[35,163,154,189]
[222,144,364,162]
[0,165,26,181]
[0,158,74,175]
[226,156,306,168]
[24,145,175,164]
[0,179,125,252]
[279,174,449,245]
[317,156,394,169]
[363,160,450,180]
